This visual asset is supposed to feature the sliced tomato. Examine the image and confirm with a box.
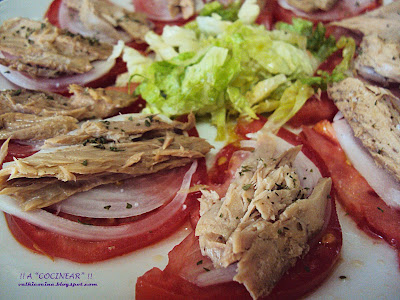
[4,160,207,263]
[288,92,338,127]
[45,0,62,27]
[5,198,192,263]
[274,0,382,24]
[1,141,38,163]
[136,118,342,299]
[137,208,341,300]
[255,0,276,30]
[300,121,400,253]
[234,115,268,139]
[3,117,208,263]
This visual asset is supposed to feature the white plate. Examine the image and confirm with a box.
[0,1,399,299]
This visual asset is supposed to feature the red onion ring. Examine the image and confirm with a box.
[58,0,130,44]
[0,161,197,241]
[50,166,188,218]
[277,0,374,22]
[195,263,237,287]
[333,113,400,209]
[0,52,116,93]
[132,0,184,21]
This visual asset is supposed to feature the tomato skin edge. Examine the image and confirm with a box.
[300,122,400,261]
[4,190,201,263]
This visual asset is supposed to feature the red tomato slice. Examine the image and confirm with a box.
[2,117,208,263]
[256,0,276,30]
[5,191,198,263]
[136,118,342,299]
[1,141,38,163]
[300,121,400,255]
[274,0,382,24]
[288,92,338,127]
[4,162,207,263]
[45,0,62,27]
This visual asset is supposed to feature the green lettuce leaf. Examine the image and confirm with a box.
[199,0,242,21]
[263,80,314,132]
[275,18,337,62]
[302,36,356,90]
[120,11,343,139]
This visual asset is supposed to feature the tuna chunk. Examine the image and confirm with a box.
[331,1,400,84]
[195,133,331,299]
[328,77,400,182]
[233,179,331,298]
[354,35,400,85]
[67,84,138,119]
[0,86,138,140]
[43,113,196,146]
[168,0,197,19]
[331,1,400,42]
[287,0,337,13]
[64,0,152,43]
[0,113,212,210]
[0,86,137,119]
[0,113,78,140]
[0,18,112,78]
[0,89,82,117]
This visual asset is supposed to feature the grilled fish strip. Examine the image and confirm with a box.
[0,114,212,210]
[0,18,112,78]
[64,0,152,43]
[328,77,400,182]
[0,86,138,140]
[0,113,78,140]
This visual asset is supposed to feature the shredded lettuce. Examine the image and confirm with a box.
[263,80,314,132]
[119,3,354,139]
[199,0,242,21]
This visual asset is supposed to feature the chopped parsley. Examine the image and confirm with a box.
[239,165,252,176]
[110,146,124,152]
[94,144,106,150]
[126,203,133,209]
[11,89,22,96]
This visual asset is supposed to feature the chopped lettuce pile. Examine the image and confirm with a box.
[117,0,354,139]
